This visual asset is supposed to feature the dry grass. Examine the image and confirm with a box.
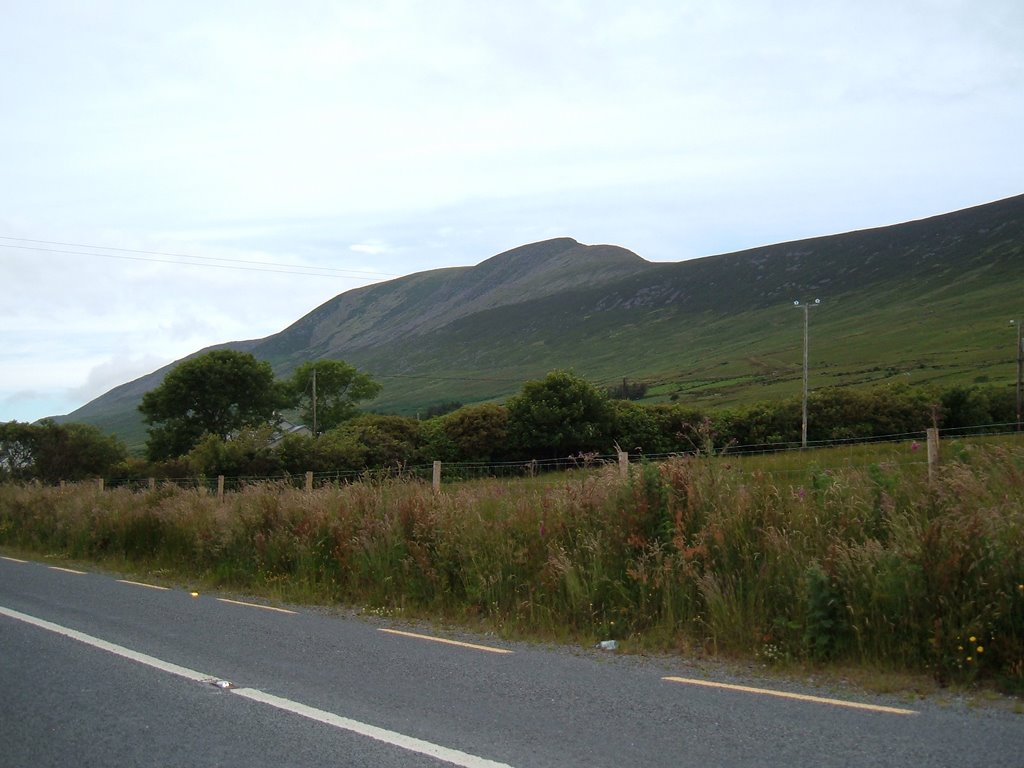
[2,442,1022,692]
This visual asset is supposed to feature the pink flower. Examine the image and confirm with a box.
[910,441,920,452]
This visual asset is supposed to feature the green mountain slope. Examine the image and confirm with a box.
[60,194,1024,450]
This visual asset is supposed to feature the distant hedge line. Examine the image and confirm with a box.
[2,379,1017,483]
[138,380,1015,480]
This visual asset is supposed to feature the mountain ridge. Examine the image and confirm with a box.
[58,194,1024,450]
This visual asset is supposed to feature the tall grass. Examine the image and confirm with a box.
[2,442,1022,689]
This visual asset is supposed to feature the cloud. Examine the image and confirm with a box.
[349,242,392,256]
[69,356,173,403]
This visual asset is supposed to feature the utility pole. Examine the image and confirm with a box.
[1014,319,1023,432]
[794,299,821,448]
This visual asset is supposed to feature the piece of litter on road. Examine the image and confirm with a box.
[597,640,618,650]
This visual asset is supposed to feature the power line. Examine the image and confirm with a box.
[374,371,528,384]
[0,236,401,281]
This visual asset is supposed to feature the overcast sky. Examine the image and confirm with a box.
[2,0,1022,424]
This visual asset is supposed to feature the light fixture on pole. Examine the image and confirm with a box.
[794,299,821,448]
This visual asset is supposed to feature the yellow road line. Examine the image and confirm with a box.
[379,628,513,655]
[117,579,170,591]
[216,598,296,615]
[662,676,919,716]
[1,556,28,563]
[48,566,87,575]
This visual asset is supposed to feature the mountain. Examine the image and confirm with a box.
[61,195,1024,451]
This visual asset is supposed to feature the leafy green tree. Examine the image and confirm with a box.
[289,359,381,434]
[185,426,282,477]
[325,414,423,468]
[940,385,1003,430]
[139,350,286,461]
[442,403,510,462]
[417,418,457,463]
[505,370,613,458]
[0,420,126,482]
[609,400,665,455]
[34,421,127,482]
[0,421,37,480]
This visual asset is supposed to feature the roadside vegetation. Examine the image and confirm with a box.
[2,436,1021,695]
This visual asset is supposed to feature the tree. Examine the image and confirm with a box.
[0,420,126,482]
[139,350,286,461]
[505,370,613,458]
[320,414,422,470]
[288,359,381,434]
[442,403,510,462]
[0,421,37,480]
[185,426,283,478]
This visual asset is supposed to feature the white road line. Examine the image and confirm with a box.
[663,676,919,716]
[234,688,514,768]
[217,598,296,614]
[117,579,170,591]
[379,628,513,655]
[48,566,87,574]
[0,604,515,768]
[0,604,211,683]
[1,556,28,563]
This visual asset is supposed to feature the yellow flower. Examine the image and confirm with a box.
[966,656,973,663]
[969,636,977,643]
[977,646,984,654]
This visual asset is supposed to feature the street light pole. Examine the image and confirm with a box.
[1013,319,1023,432]
[794,299,821,448]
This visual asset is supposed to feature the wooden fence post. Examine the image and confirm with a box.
[217,475,225,502]
[305,471,313,492]
[96,478,104,492]
[618,451,629,479]
[926,428,939,481]
[148,477,156,491]
[433,461,442,492]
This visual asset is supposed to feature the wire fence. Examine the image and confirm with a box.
[84,422,1024,494]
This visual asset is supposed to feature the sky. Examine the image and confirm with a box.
[2,0,1022,424]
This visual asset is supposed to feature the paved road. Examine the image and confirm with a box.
[1,555,1022,767]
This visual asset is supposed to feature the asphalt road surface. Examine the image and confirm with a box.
[2,555,1022,768]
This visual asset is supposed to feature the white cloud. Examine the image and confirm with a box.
[349,242,392,256]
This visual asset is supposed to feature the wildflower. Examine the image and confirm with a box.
[969,636,977,643]
[977,646,984,654]
[911,441,920,452]
[966,656,973,663]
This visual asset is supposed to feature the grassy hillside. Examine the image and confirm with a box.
[332,194,1024,413]
[60,194,1024,448]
